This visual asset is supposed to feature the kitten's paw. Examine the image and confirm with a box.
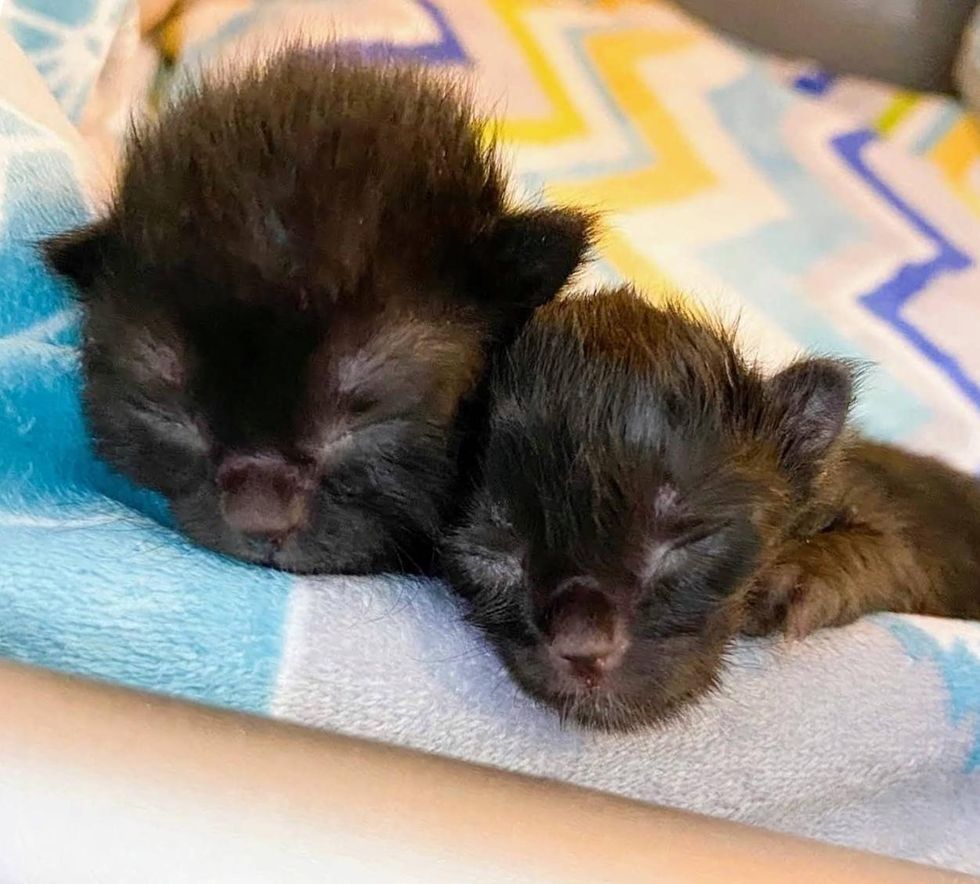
[742,561,841,640]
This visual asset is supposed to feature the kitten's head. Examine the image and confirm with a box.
[443,288,853,730]
[42,50,592,573]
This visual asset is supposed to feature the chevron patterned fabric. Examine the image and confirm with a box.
[0,1,978,872]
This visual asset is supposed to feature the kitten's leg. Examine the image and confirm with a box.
[742,523,932,639]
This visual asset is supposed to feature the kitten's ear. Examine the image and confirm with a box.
[767,358,854,473]
[40,219,115,292]
[479,206,595,310]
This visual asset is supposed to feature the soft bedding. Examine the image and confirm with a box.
[1,0,978,872]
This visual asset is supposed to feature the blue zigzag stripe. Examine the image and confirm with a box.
[886,617,980,773]
[834,130,979,409]
[358,0,468,64]
[182,0,467,71]
[794,68,836,96]
[703,68,928,442]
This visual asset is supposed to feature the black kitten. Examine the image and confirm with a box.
[42,47,592,574]
[443,287,980,731]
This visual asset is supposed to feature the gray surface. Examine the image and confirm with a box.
[956,6,980,111]
[675,0,978,92]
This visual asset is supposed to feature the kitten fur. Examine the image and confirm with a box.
[42,47,593,574]
[443,286,980,731]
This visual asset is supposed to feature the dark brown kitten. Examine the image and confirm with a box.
[442,286,980,731]
[41,47,592,574]
[744,440,980,638]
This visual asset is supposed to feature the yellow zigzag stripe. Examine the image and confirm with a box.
[929,116,980,218]
[874,92,918,136]
[546,29,714,212]
[599,228,679,305]
[551,29,713,302]
[488,3,714,305]
[490,0,588,144]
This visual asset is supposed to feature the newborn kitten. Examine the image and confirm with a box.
[443,286,980,731]
[42,48,592,573]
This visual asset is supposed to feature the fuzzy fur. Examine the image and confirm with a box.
[442,286,980,731]
[42,47,593,573]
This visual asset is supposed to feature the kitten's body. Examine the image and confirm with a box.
[746,438,980,636]
[43,48,591,573]
[444,287,980,731]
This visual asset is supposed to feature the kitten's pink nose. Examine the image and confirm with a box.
[541,582,628,688]
[216,453,312,543]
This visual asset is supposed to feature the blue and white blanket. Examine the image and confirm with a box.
[1,0,979,874]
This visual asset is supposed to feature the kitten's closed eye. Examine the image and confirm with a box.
[345,392,380,418]
[639,520,732,583]
[649,484,735,553]
[670,519,731,551]
[445,497,527,598]
[447,539,525,600]
[124,394,209,455]
[127,331,186,389]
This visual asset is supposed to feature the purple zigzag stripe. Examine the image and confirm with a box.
[834,129,980,408]
[354,0,468,64]
[794,69,836,96]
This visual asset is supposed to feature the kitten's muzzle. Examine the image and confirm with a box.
[538,581,630,690]
[216,453,314,546]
